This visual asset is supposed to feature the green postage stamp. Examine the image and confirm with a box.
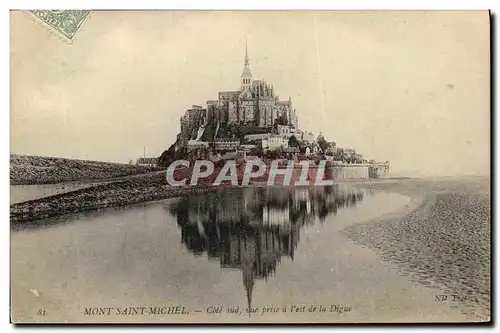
[30,10,91,40]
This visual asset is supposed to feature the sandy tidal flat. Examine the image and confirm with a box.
[343,177,491,320]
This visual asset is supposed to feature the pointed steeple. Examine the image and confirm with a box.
[241,37,252,90]
[245,38,249,67]
[246,280,253,318]
[243,264,254,318]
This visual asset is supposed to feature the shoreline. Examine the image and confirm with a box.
[10,176,487,225]
[10,174,410,224]
[10,183,218,226]
[9,170,169,205]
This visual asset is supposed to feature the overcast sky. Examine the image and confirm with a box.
[11,11,490,176]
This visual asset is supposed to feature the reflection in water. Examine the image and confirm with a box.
[166,185,367,312]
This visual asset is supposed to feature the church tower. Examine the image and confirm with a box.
[240,40,252,91]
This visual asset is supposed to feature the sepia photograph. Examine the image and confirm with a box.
[9,10,491,324]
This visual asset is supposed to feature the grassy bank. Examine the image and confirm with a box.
[10,154,164,185]
[342,177,491,319]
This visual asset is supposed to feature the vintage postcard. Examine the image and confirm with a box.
[10,10,490,324]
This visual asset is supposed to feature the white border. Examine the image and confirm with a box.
[3,1,498,332]
[4,1,500,10]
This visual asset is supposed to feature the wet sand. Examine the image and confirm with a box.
[342,177,490,320]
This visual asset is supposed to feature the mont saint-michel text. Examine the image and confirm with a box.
[83,306,189,316]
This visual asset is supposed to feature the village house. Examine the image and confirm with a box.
[277,125,301,140]
[136,157,158,167]
[187,140,209,153]
[301,131,315,144]
[244,133,271,143]
[262,135,288,151]
[214,138,240,152]
[284,146,301,156]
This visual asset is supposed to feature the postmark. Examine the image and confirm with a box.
[30,10,91,40]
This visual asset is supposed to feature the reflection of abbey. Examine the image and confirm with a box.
[169,185,367,312]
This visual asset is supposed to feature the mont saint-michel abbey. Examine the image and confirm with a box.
[209,43,298,128]
[180,43,299,141]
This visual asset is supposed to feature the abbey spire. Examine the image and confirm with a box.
[241,38,252,91]
[244,39,250,68]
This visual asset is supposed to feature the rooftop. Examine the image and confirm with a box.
[136,157,158,164]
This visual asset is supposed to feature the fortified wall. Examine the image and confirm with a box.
[330,165,370,180]
[169,161,388,187]
[271,163,385,185]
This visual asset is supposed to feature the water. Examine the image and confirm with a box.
[10,185,469,323]
[10,183,95,205]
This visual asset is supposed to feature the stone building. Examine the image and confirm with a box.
[136,157,158,166]
[262,135,288,151]
[277,125,301,139]
[214,138,240,152]
[204,42,298,129]
[301,131,315,144]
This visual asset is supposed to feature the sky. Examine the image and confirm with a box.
[10,11,490,176]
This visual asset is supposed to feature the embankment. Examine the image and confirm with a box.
[10,172,218,226]
[10,154,164,185]
[10,162,385,224]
